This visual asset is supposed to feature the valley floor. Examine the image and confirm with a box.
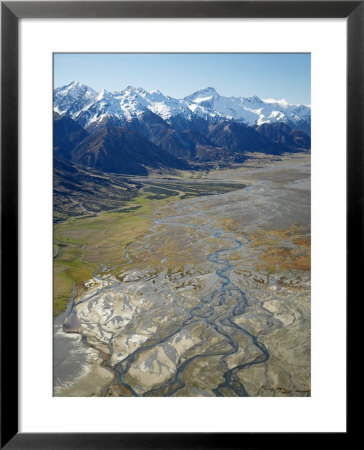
[54,152,311,397]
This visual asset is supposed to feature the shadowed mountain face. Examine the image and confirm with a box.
[287,118,311,136]
[93,115,301,163]
[124,110,196,160]
[206,121,287,156]
[54,112,89,160]
[70,126,190,175]
[255,122,311,150]
[53,112,310,178]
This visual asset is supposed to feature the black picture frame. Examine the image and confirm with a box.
[1,1,357,448]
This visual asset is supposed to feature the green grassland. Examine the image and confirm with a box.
[54,194,162,316]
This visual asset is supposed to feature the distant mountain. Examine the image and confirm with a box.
[114,109,196,160]
[207,121,286,155]
[53,83,311,176]
[54,81,97,117]
[54,82,311,135]
[70,126,190,175]
[255,122,311,150]
[185,88,311,136]
[53,112,89,160]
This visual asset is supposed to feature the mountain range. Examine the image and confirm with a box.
[54,82,311,176]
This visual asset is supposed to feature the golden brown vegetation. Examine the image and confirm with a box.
[249,225,311,273]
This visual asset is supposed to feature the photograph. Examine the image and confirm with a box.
[53,53,311,398]
[1,0,357,443]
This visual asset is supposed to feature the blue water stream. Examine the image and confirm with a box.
[112,207,270,397]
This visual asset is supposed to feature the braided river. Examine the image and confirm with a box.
[54,154,311,397]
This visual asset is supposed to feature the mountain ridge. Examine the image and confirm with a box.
[70,126,191,175]
[54,82,311,135]
[53,83,310,177]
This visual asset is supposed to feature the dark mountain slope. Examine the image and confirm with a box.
[255,123,311,150]
[82,109,196,161]
[53,112,89,160]
[287,119,311,136]
[71,127,190,175]
[124,110,195,160]
[207,121,287,155]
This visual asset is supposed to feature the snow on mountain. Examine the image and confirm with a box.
[184,87,259,123]
[184,88,310,129]
[258,98,311,127]
[54,82,310,131]
[53,81,97,116]
[118,86,192,121]
[72,88,128,128]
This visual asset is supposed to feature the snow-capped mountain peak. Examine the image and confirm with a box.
[95,88,111,101]
[184,87,220,103]
[55,81,96,97]
[54,82,310,133]
[54,81,97,116]
[245,95,264,104]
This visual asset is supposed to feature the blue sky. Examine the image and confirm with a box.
[54,53,311,105]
